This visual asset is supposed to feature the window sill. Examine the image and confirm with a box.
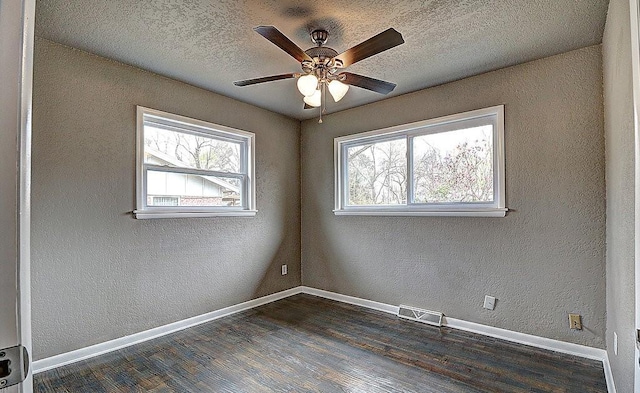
[333,208,507,217]
[133,210,258,219]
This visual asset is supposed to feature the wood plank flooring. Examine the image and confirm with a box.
[34,294,607,392]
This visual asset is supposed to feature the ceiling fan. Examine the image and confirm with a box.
[234,26,404,122]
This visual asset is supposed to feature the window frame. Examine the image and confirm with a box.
[334,105,506,217]
[134,106,256,219]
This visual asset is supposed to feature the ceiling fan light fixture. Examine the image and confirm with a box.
[235,26,404,123]
[297,74,318,97]
[328,80,349,102]
[303,89,322,107]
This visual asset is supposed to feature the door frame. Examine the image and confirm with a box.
[0,0,35,391]
[633,0,640,390]
[18,0,36,391]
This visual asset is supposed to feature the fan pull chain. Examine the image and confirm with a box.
[322,82,327,113]
[319,82,327,123]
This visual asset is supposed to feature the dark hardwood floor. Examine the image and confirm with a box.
[34,294,607,392]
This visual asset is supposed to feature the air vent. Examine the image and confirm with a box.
[397,305,443,327]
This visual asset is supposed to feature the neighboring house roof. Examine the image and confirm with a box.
[145,147,240,193]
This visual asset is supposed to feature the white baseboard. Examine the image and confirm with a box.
[300,286,399,315]
[301,287,615,393]
[602,352,617,393]
[32,287,304,373]
[445,316,615,393]
[443,316,606,361]
[33,285,617,393]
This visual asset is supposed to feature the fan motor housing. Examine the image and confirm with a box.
[304,46,338,60]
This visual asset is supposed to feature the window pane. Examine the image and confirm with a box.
[146,169,242,207]
[144,125,241,173]
[347,138,407,205]
[412,125,493,203]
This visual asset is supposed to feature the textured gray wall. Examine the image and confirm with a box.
[301,46,606,348]
[604,0,636,390]
[31,38,301,360]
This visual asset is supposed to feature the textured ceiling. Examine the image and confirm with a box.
[35,0,609,120]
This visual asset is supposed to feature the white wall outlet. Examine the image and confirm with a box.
[483,295,496,310]
[614,332,618,355]
[281,264,287,276]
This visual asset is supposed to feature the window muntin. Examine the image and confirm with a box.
[135,107,256,219]
[335,106,506,217]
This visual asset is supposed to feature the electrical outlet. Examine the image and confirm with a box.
[483,295,496,310]
[614,332,618,355]
[281,264,287,276]
[569,313,582,330]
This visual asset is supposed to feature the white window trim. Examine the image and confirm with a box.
[334,105,507,217]
[134,106,257,219]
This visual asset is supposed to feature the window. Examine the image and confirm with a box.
[134,106,256,219]
[152,196,179,206]
[334,105,506,217]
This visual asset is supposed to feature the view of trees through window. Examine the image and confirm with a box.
[347,125,494,206]
[348,138,407,205]
[144,125,241,172]
[413,126,493,203]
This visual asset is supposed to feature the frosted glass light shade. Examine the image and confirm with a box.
[303,89,322,107]
[297,74,318,97]
[328,80,349,102]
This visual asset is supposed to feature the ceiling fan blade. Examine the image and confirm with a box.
[340,72,397,94]
[254,26,312,63]
[234,73,298,87]
[334,28,404,67]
